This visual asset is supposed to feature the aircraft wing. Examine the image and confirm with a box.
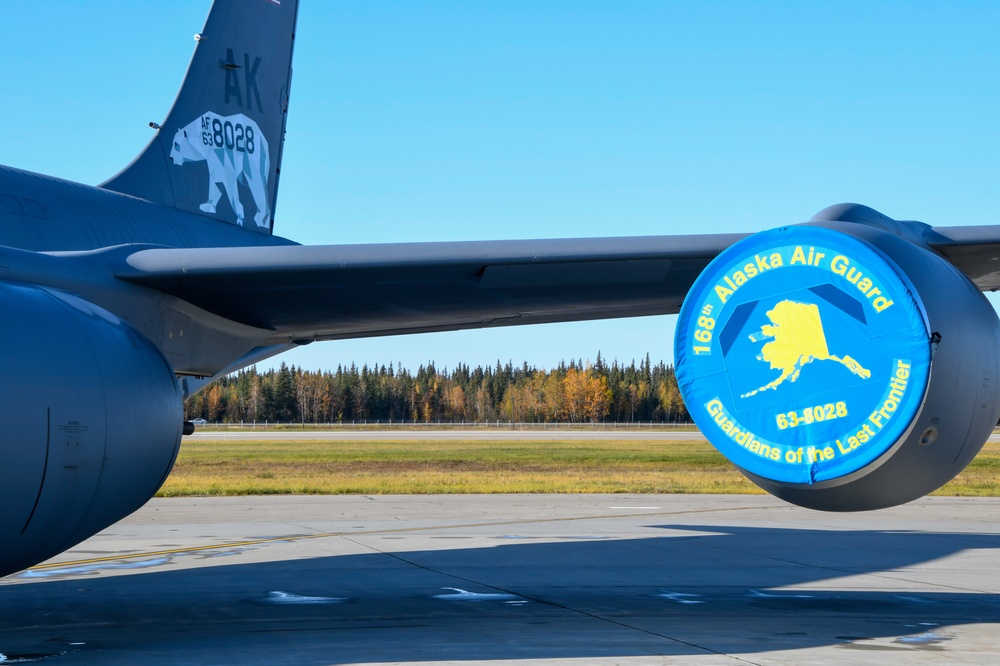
[923,225,1000,291]
[115,224,1000,345]
[116,234,745,344]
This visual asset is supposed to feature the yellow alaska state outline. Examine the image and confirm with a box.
[740,300,870,398]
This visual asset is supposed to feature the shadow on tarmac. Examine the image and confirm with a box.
[3,524,1000,663]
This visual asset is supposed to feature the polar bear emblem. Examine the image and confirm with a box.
[170,112,271,229]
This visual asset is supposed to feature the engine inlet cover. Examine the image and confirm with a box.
[675,225,931,485]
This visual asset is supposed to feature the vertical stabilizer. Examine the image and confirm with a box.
[101,0,299,234]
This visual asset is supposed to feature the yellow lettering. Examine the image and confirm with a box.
[872,296,893,312]
[831,255,849,275]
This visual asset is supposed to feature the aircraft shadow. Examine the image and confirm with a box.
[2,523,999,663]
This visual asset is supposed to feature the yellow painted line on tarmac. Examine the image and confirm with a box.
[27,504,766,572]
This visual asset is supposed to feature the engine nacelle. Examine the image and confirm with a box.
[0,282,182,575]
[675,221,1000,511]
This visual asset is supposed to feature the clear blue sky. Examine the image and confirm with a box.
[4,1,999,373]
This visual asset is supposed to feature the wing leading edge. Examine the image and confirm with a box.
[115,234,744,344]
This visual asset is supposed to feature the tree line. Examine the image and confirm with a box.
[184,353,691,424]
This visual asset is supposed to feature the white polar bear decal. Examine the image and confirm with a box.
[170,112,271,230]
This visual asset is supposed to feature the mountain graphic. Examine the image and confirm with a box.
[740,300,870,398]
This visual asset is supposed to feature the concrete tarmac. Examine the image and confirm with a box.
[3,495,1000,664]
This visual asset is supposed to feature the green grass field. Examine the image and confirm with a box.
[157,437,1000,497]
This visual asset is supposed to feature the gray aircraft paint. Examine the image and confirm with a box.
[2,0,1000,577]
[101,0,296,233]
[0,0,302,577]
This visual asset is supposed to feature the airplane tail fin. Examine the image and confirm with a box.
[101,0,299,235]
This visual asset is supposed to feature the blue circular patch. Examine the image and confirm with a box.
[675,226,931,484]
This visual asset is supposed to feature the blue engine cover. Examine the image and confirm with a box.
[675,223,1000,510]
[676,226,930,484]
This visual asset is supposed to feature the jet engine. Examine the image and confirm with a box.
[675,217,1000,511]
[0,282,183,576]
